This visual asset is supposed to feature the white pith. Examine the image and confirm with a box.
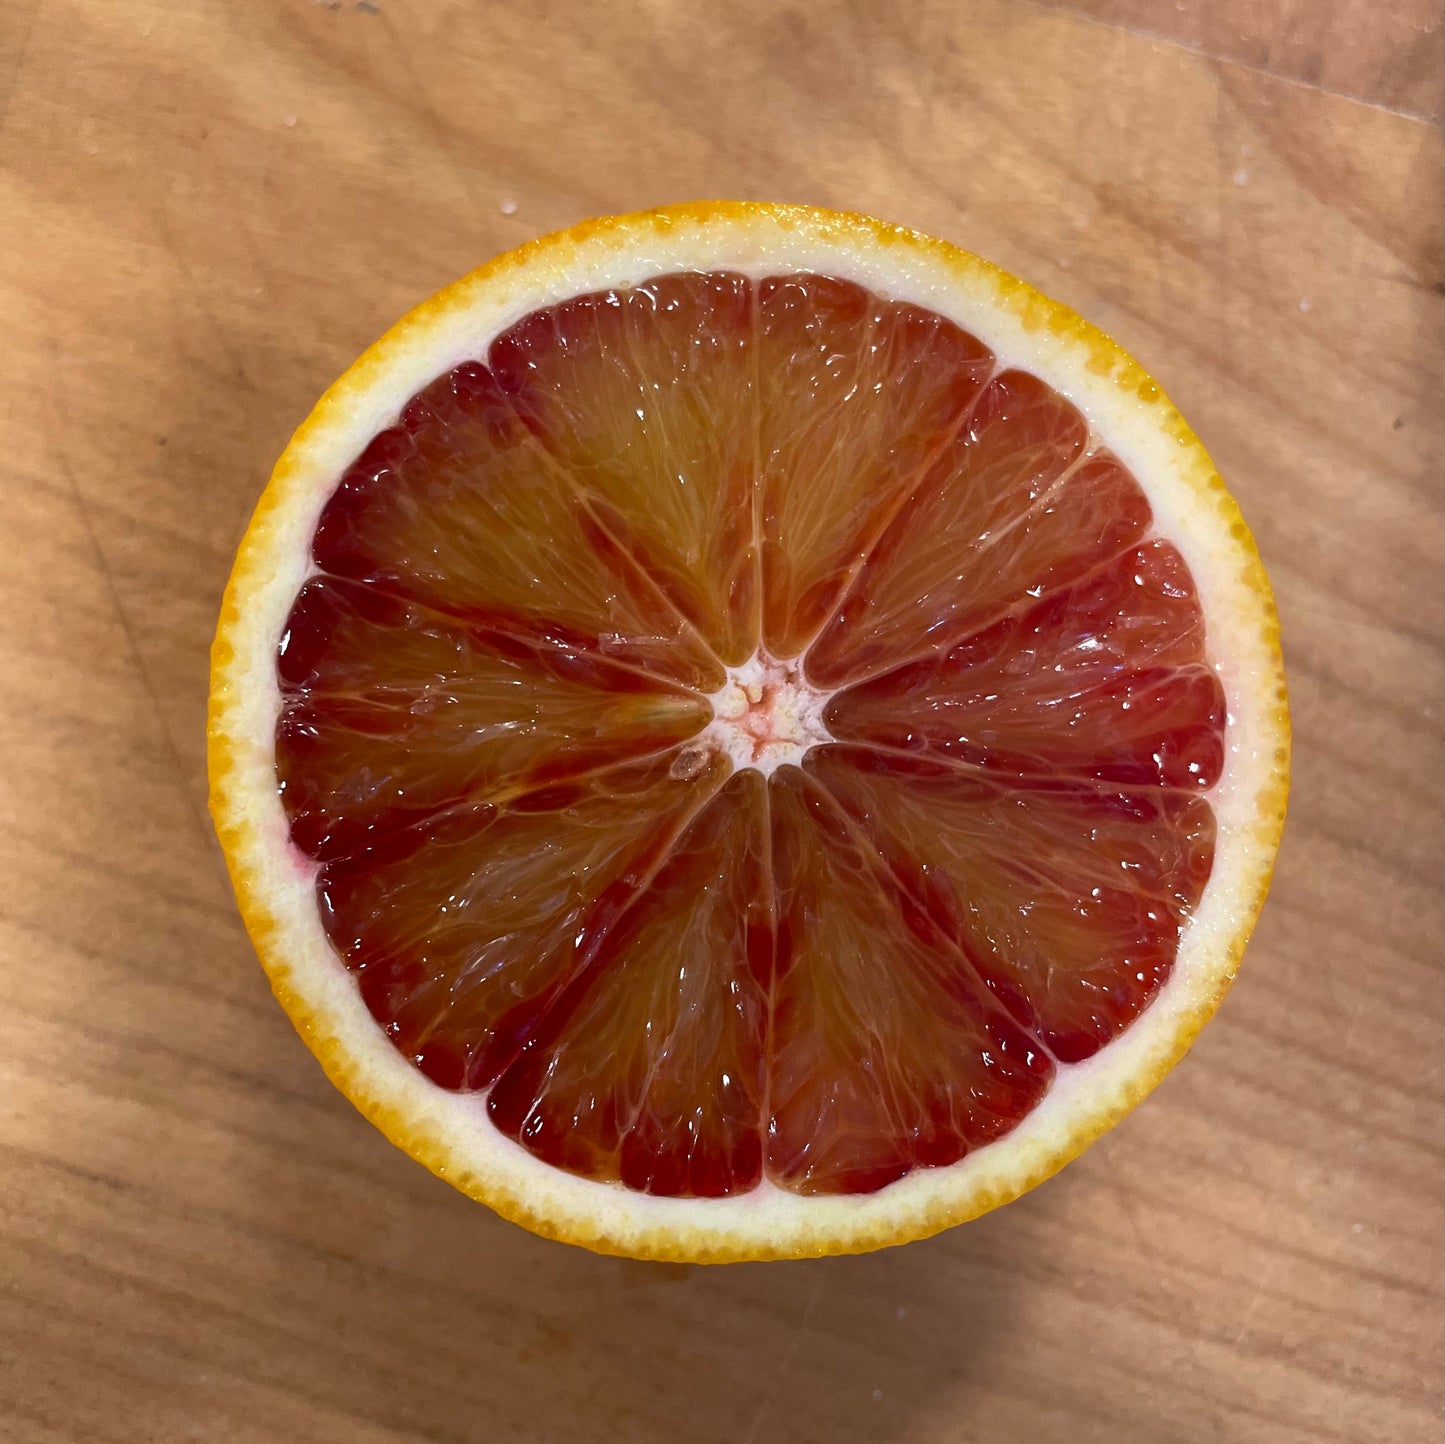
[209,205,1288,1259]
[701,652,834,776]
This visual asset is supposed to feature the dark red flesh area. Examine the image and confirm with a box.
[275,271,1224,1197]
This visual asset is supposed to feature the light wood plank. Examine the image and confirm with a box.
[1049,0,1445,117]
[0,2,1439,1441]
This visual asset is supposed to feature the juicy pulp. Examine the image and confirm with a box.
[275,271,1223,1198]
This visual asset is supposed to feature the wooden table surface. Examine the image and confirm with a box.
[2,2,1441,1440]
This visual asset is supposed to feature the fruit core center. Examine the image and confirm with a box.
[698,652,833,776]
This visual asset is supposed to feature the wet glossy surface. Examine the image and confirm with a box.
[276,271,1224,1197]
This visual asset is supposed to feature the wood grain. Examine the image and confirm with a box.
[1,2,1440,1441]
[1049,0,1445,118]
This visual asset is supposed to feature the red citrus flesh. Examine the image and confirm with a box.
[274,271,1223,1199]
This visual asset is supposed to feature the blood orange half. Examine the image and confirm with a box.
[209,203,1288,1260]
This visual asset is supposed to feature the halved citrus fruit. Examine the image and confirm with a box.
[209,203,1289,1261]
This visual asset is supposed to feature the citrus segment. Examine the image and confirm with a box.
[276,574,711,860]
[489,273,760,664]
[805,373,1151,687]
[309,749,731,1091]
[766,766,1053,1194]
[806,746,1216,1064]
[755,276,995,658]
[488,769,771,1198]
[823,540,1225,790]
[311,362,723,691]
